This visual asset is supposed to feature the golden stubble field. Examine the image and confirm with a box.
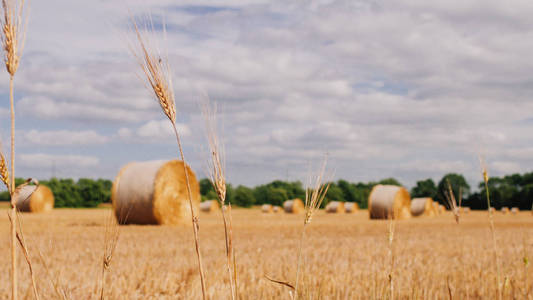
[0,208,532,299]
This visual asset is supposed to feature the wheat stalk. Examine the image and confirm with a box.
[443,179,461,224]
[1,1,28,299]
[295,156,331,299]
[129,16,207,299]
[0,148,10,192]
[201,99,236,300]
[479,155,502,300]
[99,212,120,300]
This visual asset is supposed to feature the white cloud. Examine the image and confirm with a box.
[19,153,99,168]
[118,119,191,142]
[21,129,109,146]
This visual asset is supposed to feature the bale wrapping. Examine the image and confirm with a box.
[15,185,54,213]
[112,160,200,225]
[261,204,273,213]
[325,201,345,213]
[283,198,304,214]
[368,185,411,220]
[200,200,219,213]
[345,202,359,213]
[411,197,436,217]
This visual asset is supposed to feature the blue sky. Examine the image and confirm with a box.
[1,0,533,189]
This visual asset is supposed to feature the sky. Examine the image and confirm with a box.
[1,0,533,190]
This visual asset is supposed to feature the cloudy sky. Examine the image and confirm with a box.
[1,0,532,189]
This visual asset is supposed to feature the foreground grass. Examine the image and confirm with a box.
[0,209,531,299]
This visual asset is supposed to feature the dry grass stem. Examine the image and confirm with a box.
[444,179,461,224]
[295,156,332,299]
[100,212,120,300]
[388,216,397,300]
[201,99,236,299]
[479,155,502,300]
[129,16,207,299]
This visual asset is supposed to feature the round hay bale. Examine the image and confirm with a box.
[462,207,471,214]
[15,185,54,213]
[411,197,436,217]
[283,198,304,214]
[325,201,345,213]
[489,207,496,213]
[261,204,273,213]
[200,200,219,213]
[368,185,411,220]
[345,202,359,213]
[438,204,446,214]
[501,207,509,214]
[511,207,519,214]
[272,205,281,213]
[111,160,200,225]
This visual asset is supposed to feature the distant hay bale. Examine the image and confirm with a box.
[325,201,345,213]
[345,202,359,213]
[272,206,281,213]
[111,160,200,225]
[438,205,445,214]
[489,207,496,213]
[411,197,436,217]
[283,198,304,214]
[432,201,441,214]
[501,207,509,214]
[200,200,219,213]
[461,207,471,214]
[15,185,54,213]
[368,185,411,220]
[261,204,273,213]
[511,207,519,214]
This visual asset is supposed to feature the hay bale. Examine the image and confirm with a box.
[501,207,509,214]
[261,204,273,213]
[345,202,359,213]
[200,200,219,213]
[368,185,411,220]
[439,204,445,214]
[15,185,54,213]
[410,197,436,217]
[462,207,471,214]
[272,206,281,213]
[325,201,345,213]
[111,160,200,225]
[489,207,496,213]
[283,198,304,214]
[511,207,519,214]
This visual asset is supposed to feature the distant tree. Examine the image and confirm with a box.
[337,180,357,203]
[411,178,438,199]
[199,178,214,196]
[265,187,288,206]
[325,183,345,206]
[233,186,255,207]
[379,178,402,186]
[437,173,470,206]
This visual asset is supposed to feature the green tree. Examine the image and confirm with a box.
[337,179,356,203]
[411,178,438,199]
[379,178,402,186]
[325,182,345,206]
[437,173,470,206]
[233,185,255,207]
[265,187,288,206]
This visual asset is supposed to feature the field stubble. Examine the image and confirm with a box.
[0,208,532,299]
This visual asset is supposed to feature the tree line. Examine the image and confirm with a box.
[0,178,112,208]
[1,171,532,210]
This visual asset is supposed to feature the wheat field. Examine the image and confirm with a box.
[0,208,531,299]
